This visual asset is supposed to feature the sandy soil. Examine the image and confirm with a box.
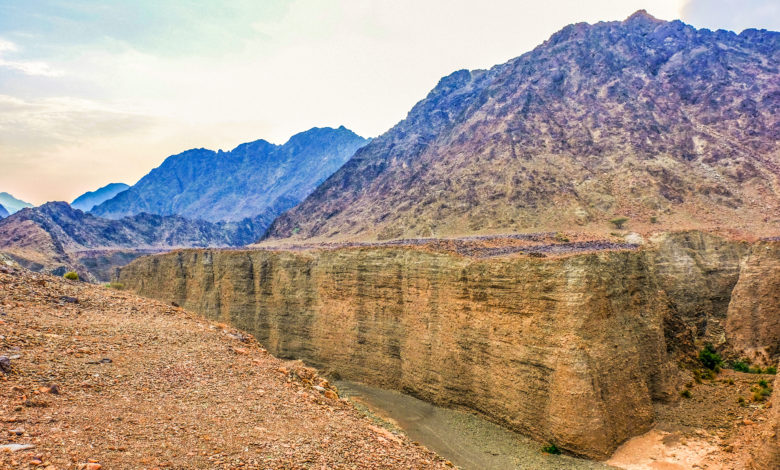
[337,381,612,470]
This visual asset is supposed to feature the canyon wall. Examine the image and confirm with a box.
[117,232,777,459]
[726,241,780,365]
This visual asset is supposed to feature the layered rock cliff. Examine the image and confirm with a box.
[118,232,778,458]
[726,241,780,365]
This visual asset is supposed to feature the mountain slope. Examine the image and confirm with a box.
[71,182,129,211]
[0,192,33,214]
[0,202,267,281]
[265,11,780,242]
[92,126,367,222]
[0,204,8,219]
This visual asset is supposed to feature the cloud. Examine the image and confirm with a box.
[681,0,780,32]
[0,38,61,76]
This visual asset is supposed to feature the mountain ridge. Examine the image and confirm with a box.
[264,12,780,242]
[71,182,129,211]
[0,201,269,281]
[91,126,367,223]
[0,192,34,214]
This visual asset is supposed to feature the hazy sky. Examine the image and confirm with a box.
[1,0,778,205]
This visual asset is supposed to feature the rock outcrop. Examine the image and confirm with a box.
[726,240,780,365]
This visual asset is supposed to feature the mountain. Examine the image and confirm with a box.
[265,11,780,242]
[0,204,8,219]
[91,126,368,223]
[0,202,268,281]
[71,183,129,211]
[0,192,33,214]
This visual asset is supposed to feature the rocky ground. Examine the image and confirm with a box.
[0,264,450,469]
[608,369,776,469]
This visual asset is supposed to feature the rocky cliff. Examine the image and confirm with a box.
[91,126,367,223]
[118,231,779,458]
[726,240,780,365]
[266,11,780,242]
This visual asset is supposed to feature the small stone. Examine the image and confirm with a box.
[312,385,326,393]
[0,356,11,374]
[40,384,60,395]
[85,462,102,470]
[59,296,78,303]
[324,390,338,400]
[0,443,35,452]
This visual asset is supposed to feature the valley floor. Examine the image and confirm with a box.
[0,267,449,469]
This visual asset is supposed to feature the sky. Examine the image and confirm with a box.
[0,0,778,205]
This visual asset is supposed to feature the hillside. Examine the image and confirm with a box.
[91,126,367,223]
[71,183,129,211]
[265,11,780,242]
[0,202,267,281]
[0,263,448,469]
[0,192,33,215]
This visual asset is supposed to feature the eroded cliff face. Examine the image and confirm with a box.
[117,232,778,459]
[121,245,682,458]
[726,241,780,365]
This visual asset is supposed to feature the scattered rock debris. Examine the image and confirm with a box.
[0,268,449,469]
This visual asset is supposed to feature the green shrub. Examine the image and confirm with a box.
[758,379,769,388]
[749,366,763,374]
[738,396,746,405]
[108,282,124,290]
[731,360,750,373]
[542,443,561,455]
[698,344,722,370]
[649,216,658,224]
[765,366,777,374]
[680,389,692,398]
[554,232,570,243]
[63,271,79,281]
[609,216,629,229]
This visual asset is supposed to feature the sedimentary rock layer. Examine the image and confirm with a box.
[117,232,778,458]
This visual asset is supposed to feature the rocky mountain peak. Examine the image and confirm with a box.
[265,14,780,242]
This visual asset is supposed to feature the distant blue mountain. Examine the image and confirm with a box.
[91,126,367,223]
[0,204,8,219]
[0,192,33,214]
[71,183,129,211]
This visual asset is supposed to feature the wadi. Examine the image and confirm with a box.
[1,5,777,470]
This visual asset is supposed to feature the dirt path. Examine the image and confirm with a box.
[336,381,613,470]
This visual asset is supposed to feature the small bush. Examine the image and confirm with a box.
[749,366,763,374]
[609,216,629,229]
[108,282,124,290]
[732,360,750,373]
[738,396,746,405]
[649,216,658,224]
[765,366,777,374]
[542,443,561,455]
[554,232,570,243]
[699,344,722,370]
[680,389,692,398]
[63,271,79,281]
[700,369,716,380]
[758,379,769,388]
